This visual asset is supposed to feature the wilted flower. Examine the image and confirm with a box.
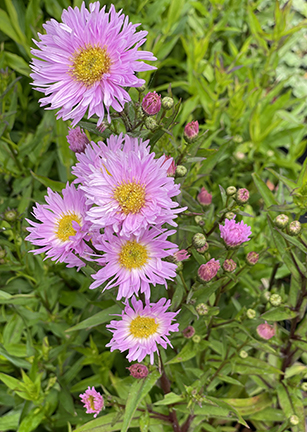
[183,326,195,338]
[142,91,161,115]
[127,364,149,379]
[257,322,275,340]
[197,187,212,207]
[174,249,190,262]
[30,2,156,126]
[198,258,220,282]
[67,127,89,153]
[79,387,104,418]
[219,216,251,248]
[184,121,199,143]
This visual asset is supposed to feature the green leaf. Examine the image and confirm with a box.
[154,392,184,405]
[121,370,160,432]
[266,168,297,192]
[199,142,229,175]
[252,173,278,217]
[166,341,198,364]
[66,305,122,332]
[4,52,30,77]
[233,357,283,375]
[261,307,298,322]
[0,410,21,431]
[277,383,293,418]
[274,228,307,255]
[0,373,21,390]
[221,393,272,416]
[18,407,45,432]
[30,171,66,193]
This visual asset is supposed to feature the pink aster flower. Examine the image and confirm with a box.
[106,296,179,364]
[197,187,212,206]
[30,2,156,126]
[90,226,178,300]
[174,249,190,261]
[80,134,185,237]
[26,183,91,266]
[67,126,89,153]
[80,387,104,418]
[198,258,220,282]
[257,322,275,340]
[219,216,251,248]
[142,91,161,115]
[127,363,149,379]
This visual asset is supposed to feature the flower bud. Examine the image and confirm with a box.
[192,233,207,249]
[246,308,256,319]
[233,135,243,143]
[197,243,209,254]
[257,322,275,340]
[197,187,212,207]
[270,294,282,307]
[274,214,289,229]
[127,364,149,379]
[246,251,259,266]
[176,261,183,272]
[195,216,205,226]
[3,208,18,222]
[261,291,271,303]
[288,221,301,236]
[196,303,209,315]
[174,250,190,262]
[184,121,199,143]
[162,155,176,177]
[175,165,187,178]
[225,211,236,220]
[301,382,307,391]
[234,151,245,161]
[137,83,146,93]
[240,350,248,359]
[0,247,6,259]
[223,259,237,273]
[192,335,201,343]
[183,326,195,338]
[145,117,158,131]
[198,259,220,283]
[289,415,299,426]
[162,96,174,110]
[236,188,249,205]
[67,126,89,153]
[226,186,237,196]
[142,91,161,115]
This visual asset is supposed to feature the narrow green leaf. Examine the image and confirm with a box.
[261,307,298,322]
[266,168,297,192]
[154,392,184,406]
[18,407,45,432]
[252,173,278,216]
[66,305,122,332]
[30,171,66,193]
[166,341,198,364]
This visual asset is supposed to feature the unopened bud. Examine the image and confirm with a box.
[270,294,282,307]
[197,243,209,254]
[240,350,248,359]
[175,165,187,178]
[197,188,212,207]
[3,208,18,222]
[233,135,243,143]
[246,251,259,266]
[289,415,299,425]
[198,259,220,283]
[257,322,275,340]
[127,364,149,379]
[137,83,146,93]
[236,188,249,205]
[223,259,237,273]
[246,308,256,319]
[288,221,301,236]
[0,247,6,259]
[192,233,207,249]
[196,303,209,315]
[184,121,199,143]
[226,186,237,196]
[301,382,307,391]
[183,326,195,339]
[274,214,289,229]
[225,212,235,220]
[142,91,161,115]
[261,291,271,303]
[176,261,183,272]
[235,151,245,161]
[145,117,158,131]
[162,96,174,110]
[192,335,201,343]
[195,216,205,226]
[67,126,89,154]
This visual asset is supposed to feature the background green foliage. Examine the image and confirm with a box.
[1,0,307,431]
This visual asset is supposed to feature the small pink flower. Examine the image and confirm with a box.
[197,187,212,206]
[174,249,190,261]
[80,387,104,418]
[162,155,176,177]
[184,121,199,142]
[257,322,275,340]
[182,326,195,338]
[198,258,220,282]
[67,127,89,154]
[127,364,149,379]
[142,91,161,115]
[219,216,251,248]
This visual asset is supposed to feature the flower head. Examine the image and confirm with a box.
[184,121,199,142]
[197,187,212,206]
[223,259,237,273]
[142,91,161,115]
[174,249,190,262]
[67,127,89,153]
[127,363,149,379]
[106,297,179,364]
[80,135,185,237]
[25,183,91,267]
[257,322,275,340]
[80,387,104,418]
[236,188,249,204]
[90,226,178,300]
[30,2,156,126]
[182,326,195,338]
[162,155,176,177]
[219,216,251,248]
[246,251,259,265]
[198,258,220,282]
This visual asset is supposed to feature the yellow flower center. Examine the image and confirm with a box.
[113,182,146,214]
[56,213,81,242]
[70,45,111,86]
[88,395,95,410]
[130,315,158,338]
[119,240,148,269]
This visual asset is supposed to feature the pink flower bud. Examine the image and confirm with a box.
[142,91,161,115]
[246,251,259,265]
[183,325,195,338]
[197,187,212,207]
[257,322,275,340]
[197,243,209,254]
[184,121,199,143]
[223,259,237,273]
[236,188,249,204]
[67,127,89,153]
[198,258,220,282]
[162,155,176,177]
[174,249,190,262]
[79,387,104,418]
[127,364,149,379]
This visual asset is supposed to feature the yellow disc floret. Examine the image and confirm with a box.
[119,240,148,269]
[56,213,81,241]
[113,181,146,214]
[130,315,158,338]
[70,45,111,86]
